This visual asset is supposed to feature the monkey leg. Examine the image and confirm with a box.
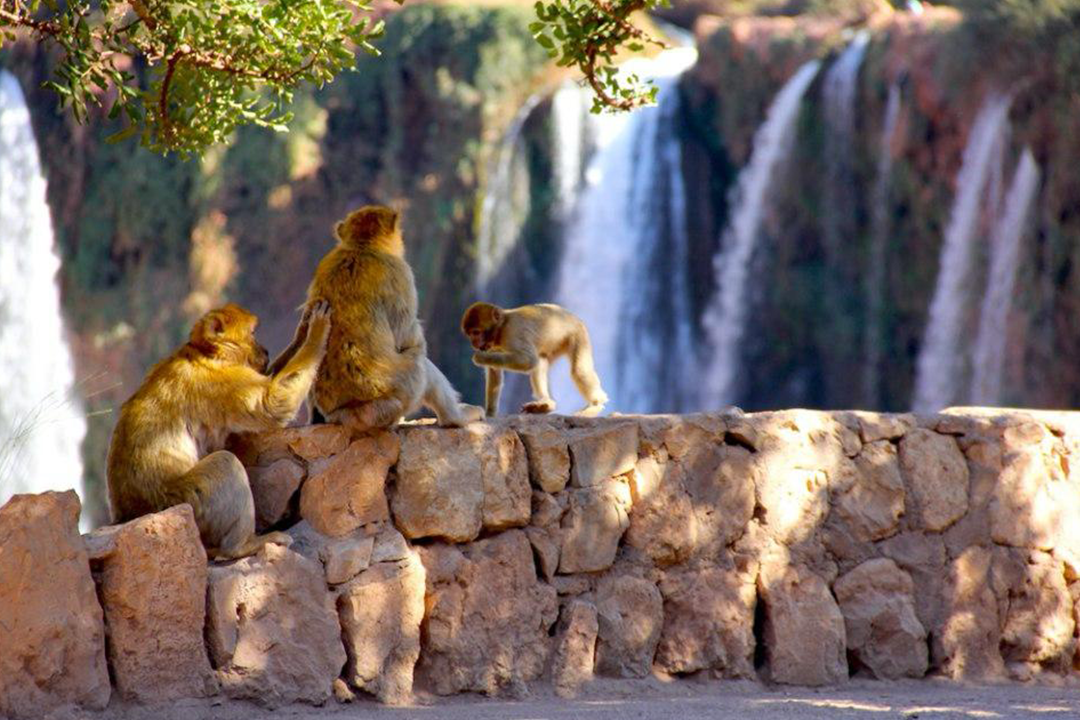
[421,357,482,426]
[570,341,609,416]
[521,358,556,414]
[182,451,292,561]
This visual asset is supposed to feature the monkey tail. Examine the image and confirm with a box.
[421,357,467,425]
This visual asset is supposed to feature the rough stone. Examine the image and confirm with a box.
[417,531,558,695]
[990,444,1080,552]
[877,531,947,635]
[833,440,905,542]
[526,525,561,581]
[558,477,632,574]
[938,546,1005,680]
[206,544,346,707]
[898,428,969,532]
[322,533,375,585]
[833,558,928,679]
[518,421,571,492]
[300,432,397,537]
[371,526,411,564]
[229,424,350,465]
[338,551,426,705]
[0,491,110,718]
[759,563,847,686]
[625,455,698,565]
[551,600,599,698]
[851,411,914,443]
[568,422,639,487]
[249,457,305,531]
[87,504,216,702]
[680,444,756,555]
[480,426,531,531]
[656,567,756,678]
[531,490,566,527]
[594,575,664,678]
[994,548,1075,672]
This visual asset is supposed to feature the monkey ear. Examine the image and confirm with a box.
[490,307,503,324]
[334,221,345,242]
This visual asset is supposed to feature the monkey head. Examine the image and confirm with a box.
[189,303,270,372]
[334,205,403,256]
[461,302,504,351]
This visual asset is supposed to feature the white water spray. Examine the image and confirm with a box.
[701,59,822,408]
[551,47,698,413]
[912,92,1011,412]
[0,71,87,514]
[862,81,902,407]
[969,148,1039,405]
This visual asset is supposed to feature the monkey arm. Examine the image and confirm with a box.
[472,349,537,373]
[264,302,331,423]
[266,311,311,376]
[484,366,503,418]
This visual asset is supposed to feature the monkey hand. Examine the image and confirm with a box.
[305,300,332,351]
[521,399,555,414]
[471,352,487,368]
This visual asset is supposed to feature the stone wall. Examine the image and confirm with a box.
[3,408,1080,716]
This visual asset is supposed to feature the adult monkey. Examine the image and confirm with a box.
[461,302,608,418]
[106,301,330,560]
[276,205,482,431]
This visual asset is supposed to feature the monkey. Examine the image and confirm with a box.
[460,302,608,418]
[106,301,331,560]
[273,205,482,432]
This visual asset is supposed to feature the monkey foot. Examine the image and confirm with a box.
[575,404,606,418]
[521,400,555,414]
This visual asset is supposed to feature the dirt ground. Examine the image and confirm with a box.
[81,676,1080,720]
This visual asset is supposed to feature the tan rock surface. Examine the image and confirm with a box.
[300,432,397,537]
[87,503,216,702]
[551,599,599,698]
[248,457,305,531]
[833,440,905,542]
[625,455,698,565]
[898,428,969,532]
[338,551,426,704]
[480,425,531,531]
[938,546,1004,680]
[392,427,485,542]
[760,563,847,686]
[0,491,110,718]
[594,575,664,678]
[559,477,632,574]
[568,422,639,487]
[206,544,346,707]
[518,420,571,492]
[229,424,350,465]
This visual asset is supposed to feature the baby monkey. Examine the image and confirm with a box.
[461,302,608,418]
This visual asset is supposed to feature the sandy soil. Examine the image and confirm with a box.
[63,676,1080,720]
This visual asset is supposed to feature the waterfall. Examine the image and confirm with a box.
[911,92,1011,413]
[969,148,1039,405]
[550,46,698,413]
[862,81,902,407]
[0,71,87,515]
[475,93,544,293]
[822,31,870,257]
[700,59,822,408]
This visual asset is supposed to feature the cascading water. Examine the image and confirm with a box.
[700,59,822,408]
[969,148,1040,406]
[822,31,870,257]
[862,81,902,407]
[0,71,87,515]
[475,93,544,294]
[550,46,698,413]
[911,92,1011,412]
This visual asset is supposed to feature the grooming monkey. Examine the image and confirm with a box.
[274,205,482,431]
[461,302,608,418]
[106,301,331,560]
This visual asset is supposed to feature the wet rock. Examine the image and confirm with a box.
[206,544,346,707]
[0,491,110,718]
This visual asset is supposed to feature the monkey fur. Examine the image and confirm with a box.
[275,205,482,431]
[106,301,331,560]
[461,302,608,417]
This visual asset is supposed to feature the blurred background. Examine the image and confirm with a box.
[2,0,1078,526]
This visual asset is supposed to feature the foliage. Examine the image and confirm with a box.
[0,0,390,155]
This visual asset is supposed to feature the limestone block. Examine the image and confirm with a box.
[759,563,847,686]
[877,531,947,635]
[338,551,426,705]
[834,558,928,679]
[531,489,567,527]
[680,444,756,555]
[850,411,914,443]
[206,544,346,707]
[568,422,639,487]
[898,429,969,532]
[518,421,571,492]
[249,457,304,531]
[371,526,411,564]
[229,424,350,465]
[993,548,1075,672]
[322,533,375,585]
[656,567,756,678]
[300,432,397,537]
[938,546,1005,680]
[625,455,698,565]
[833,440,905,542]
[0,491,110,718]
[86,504,216,702]
[552,600,599,698]
[481,426,531,531]
[417,531,558,695]
[558,477,632,574]
[526,525,561,581]
[594,575,663,678]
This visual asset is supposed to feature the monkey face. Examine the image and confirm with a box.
[461,302,502,351]
[191,303,270,371]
